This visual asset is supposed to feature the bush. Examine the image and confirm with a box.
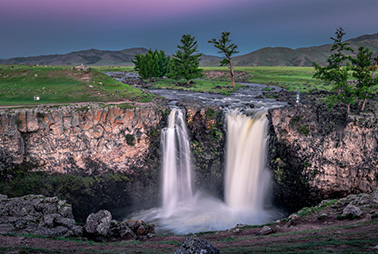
[126,134,135,146]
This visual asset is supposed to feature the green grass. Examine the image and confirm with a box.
[0,65,154,106]
[202,66,329,92]
[92,66,134,72]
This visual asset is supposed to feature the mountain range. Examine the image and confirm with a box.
[0,34,377,67]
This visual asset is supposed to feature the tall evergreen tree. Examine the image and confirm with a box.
[208,32,239,88]
[313,27,354,114]
[351,46,378,112]
[170,34,203,85]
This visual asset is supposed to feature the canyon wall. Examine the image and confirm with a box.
[1,100,377,218]
[0,103,225,221]
[0,104,163,173]
[269,103,378,212]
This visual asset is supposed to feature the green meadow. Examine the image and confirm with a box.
[0,65,336,106]
[203,66,329,92]
[0,65,154,106]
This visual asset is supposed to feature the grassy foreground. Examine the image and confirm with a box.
[0,65,154,106]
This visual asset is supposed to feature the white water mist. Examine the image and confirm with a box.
[129,108,278,234]
[161,108,194,216]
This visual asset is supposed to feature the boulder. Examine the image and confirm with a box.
[342,204,363,218]
[176,236,220,254]
[84,210,112,236]
[257,225,274,236]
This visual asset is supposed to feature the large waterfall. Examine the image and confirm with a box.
[129,108,278,234]
[225,110,271,211]
[161,108,194,216]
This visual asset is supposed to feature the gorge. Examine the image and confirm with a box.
[1,84,377,234]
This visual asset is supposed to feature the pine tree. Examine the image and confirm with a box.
[132,50,170,81]
[313,27,354,114]
[208,32,239,88]
[351,46,378,112]
[170,34,203,85]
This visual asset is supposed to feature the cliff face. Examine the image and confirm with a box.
[0,105,163,173]
[0,104,225,221]
[269,103,378,211]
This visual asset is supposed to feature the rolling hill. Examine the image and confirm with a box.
[232,33,378,66]
[0,33,377,67]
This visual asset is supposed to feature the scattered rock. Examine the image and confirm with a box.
[0,194,81,237]
[288,214,300,221]
[342,204,363,218]
[75,64,89,71]
[257,225,273,236]
[284,220,292,228]
[176,236,220,254]
[84,210,112,237]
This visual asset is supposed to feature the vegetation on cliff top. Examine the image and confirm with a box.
[0,65,155,106]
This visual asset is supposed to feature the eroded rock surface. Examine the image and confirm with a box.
[0,194,82,237]
[0,104,163,173]
[269,93,378,210]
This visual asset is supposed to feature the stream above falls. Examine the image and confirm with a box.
[147,83,288,110]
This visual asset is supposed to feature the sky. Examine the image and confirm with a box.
[0,0,377,59]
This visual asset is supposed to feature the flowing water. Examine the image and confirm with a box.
[129,107,281,234]
[161,108,193,217]
[225,110,271,211]
[109,76,289,234]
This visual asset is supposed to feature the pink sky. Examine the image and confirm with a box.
[1,0,377,58]
[2,0,253,24]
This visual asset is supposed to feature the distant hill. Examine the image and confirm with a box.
[0,47,221,67]
[0,48,149,66]
[0,33,377,67]
[233,33,378,66]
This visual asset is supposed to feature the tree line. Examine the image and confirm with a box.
[132,28,377,114]
[313,27,378,114]
[132,32,238,87]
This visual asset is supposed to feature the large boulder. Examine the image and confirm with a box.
[342,204,363,218]
[176,236,220,254]
[84,210,112,238]
[84,211,155,241]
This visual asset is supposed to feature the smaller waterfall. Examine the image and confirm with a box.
[225,110,271,211]
[161,108,194,216]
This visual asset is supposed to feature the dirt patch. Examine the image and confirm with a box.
[203,71,250,82]
[1,218,377,253]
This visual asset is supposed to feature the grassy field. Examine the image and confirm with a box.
[94,65,323,93]
[1,65,363,106]
[0,65,154,106]
[202,66,329,92]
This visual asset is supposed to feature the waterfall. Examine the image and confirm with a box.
[131,108,278,234]
[161,108,194,216]
[225,110,271,211]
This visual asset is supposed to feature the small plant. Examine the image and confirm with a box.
[298,125,309,135]
[205,107,216,118]
[126,134,136,146]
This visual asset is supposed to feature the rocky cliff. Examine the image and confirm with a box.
[0,103,225,221]
[269,95,378,212]
[0,104,163,173]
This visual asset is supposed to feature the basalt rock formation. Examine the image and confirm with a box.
[0,103,225,221]
[269,92,378,212]
[0,104,162,173]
